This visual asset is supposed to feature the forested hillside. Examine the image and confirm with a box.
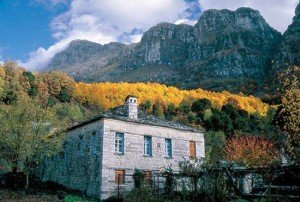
[1,62,298,154]
[0,62,99,125]
[74,82,270,115]
[0,61,269,122]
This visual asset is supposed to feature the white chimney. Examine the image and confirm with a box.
[125,95,138,119]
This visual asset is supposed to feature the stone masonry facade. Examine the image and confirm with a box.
[41,120,104,197]
[101,118,204,199]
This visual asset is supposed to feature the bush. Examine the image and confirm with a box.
[124,187,158,202]
[133,169,144,190]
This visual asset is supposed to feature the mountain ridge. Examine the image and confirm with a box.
[46,4,299,94]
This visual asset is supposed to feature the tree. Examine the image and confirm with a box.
[276,89,300,141]
[1,62,25,104]
[205,108,233,136]
[0,77,5,100]
[0,66,5,100]
[274,66,300,161]
[224,136,280,167]
[165,103,176,120]
[178,99,192,115]
[205,131,226,165]
[221,104,237,119]
[59,86,71,102]
[191,98,211,114]
[140,100,152,113]
[153,102,165,119]
[0,96,65,189]
[42,71,75,99]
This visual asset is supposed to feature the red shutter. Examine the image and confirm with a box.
[115,170,125,184]
[189,141,196,159]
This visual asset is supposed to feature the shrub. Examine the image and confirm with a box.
[224,136,280,167]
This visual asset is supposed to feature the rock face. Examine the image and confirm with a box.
[46,6,293,93]
[133,23,195,65]
[185,8,281,91]
[48,40,135,81]
[272,3,300,71]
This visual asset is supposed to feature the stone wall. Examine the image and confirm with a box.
[100,118,205,199]
[41,120,104,198]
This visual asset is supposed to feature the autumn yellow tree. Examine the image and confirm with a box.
[275,66,300,161]
[41,71,75,102]
[73,82,270,115]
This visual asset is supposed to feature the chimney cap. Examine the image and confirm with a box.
[125,95,138,101]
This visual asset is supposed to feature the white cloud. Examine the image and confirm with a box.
[174,19,197,25]
[21,0,196,70]
[199,0,298,33]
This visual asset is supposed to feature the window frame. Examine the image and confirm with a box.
[144,136,152,157]
[115,132,125,154]
[165,138,172,158]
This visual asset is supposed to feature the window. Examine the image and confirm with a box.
[115,132,124,154]
[115,170,125,184]
[165,139,172,158]
[144,136,152,156]
[189,141,196,159]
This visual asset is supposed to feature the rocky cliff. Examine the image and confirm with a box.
[272,3,300,71]
[45,5,297,94]
[48,40,135,81]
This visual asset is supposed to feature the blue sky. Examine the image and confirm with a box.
[0,0,68,61]
[0,0,298,70]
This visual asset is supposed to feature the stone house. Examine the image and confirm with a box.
[41,96,205,200]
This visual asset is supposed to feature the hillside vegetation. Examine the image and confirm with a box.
[74,82,270,115]
[0,61,274,138]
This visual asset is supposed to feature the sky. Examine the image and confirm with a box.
[0,0,298,70]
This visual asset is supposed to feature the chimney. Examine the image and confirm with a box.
[125,95,138,119]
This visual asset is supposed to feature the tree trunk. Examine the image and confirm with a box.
[25,172,29,190]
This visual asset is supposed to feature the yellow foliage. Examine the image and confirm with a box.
[74,82,270,115]
[0,66,5,78]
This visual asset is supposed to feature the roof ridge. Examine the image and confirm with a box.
[68,105,205,133]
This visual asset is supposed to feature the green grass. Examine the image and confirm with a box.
[64,195,98,202]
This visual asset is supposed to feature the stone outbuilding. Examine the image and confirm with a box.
[40,96,205,200]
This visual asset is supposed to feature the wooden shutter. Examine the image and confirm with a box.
[189,141,196,159]
[115,170,125,184]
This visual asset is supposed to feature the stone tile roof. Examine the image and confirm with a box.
[67,105,204,133]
